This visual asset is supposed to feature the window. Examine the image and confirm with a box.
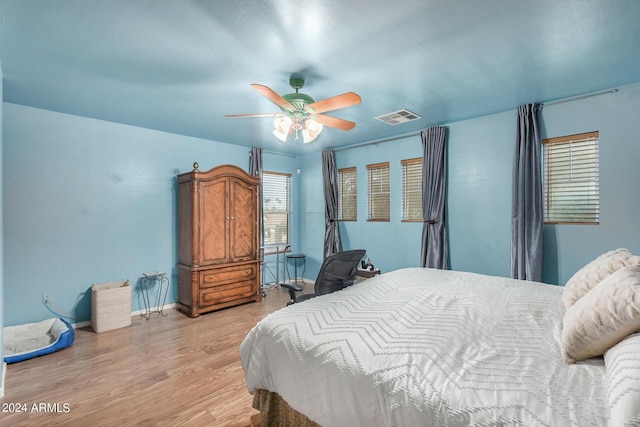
[543,131,599,224]
[367,162,390,221]
[338,167,357,221]
[262,171,292,248]
[402,158,422,221]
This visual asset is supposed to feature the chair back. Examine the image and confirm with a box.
[314,250,366,296]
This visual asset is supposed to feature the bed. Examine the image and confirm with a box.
[241,258,640,426]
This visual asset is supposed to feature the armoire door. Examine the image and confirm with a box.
[229,177,257,262]
[200,179,228,264]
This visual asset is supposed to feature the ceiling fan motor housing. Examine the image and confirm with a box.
[283,92,315,113]
[282,77,315,116]
[282,78,315,115]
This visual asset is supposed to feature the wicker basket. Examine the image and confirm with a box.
[91,280,132,333]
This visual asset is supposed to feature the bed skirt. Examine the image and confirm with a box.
[252,389,320,427]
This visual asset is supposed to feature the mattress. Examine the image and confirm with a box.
[240,267,610,426]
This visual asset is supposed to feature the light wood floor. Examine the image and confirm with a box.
[0,285,295,427]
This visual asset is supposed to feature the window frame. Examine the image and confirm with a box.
[367,162,390,222]
[401,157,423,222]
[338,166,357,222]
[262,171,292,254]
[542,131,600,225]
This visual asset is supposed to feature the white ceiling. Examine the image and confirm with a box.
[1,0,640,155]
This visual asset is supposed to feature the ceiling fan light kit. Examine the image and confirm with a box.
[273,117,323,143]
[226,77,361,143]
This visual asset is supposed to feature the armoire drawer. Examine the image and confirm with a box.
[199,281,257,306]
[199,264,256,288]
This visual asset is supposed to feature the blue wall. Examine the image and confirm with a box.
[299,112,515,278]
[299,82,640,285]
[541,84,640,284]
[333,139,426,271]
[2,103,298,326]
[4,82,640,327]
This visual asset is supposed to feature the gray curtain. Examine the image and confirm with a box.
[511,104,543,281]
[322,149,342,258]
[420,126,448,269]
[249,148,265,291]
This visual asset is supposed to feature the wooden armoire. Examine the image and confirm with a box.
[176,163,261,317]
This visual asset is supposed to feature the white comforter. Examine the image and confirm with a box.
[240,268,609,426]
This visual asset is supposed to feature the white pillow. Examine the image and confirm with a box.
[562,248,640,308]
[561,264,640,364]
[604,333,640,427]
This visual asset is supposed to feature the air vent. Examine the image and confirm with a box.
[375,109,421,125]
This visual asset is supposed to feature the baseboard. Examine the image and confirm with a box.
[263,278,313,287]
[72,320,91,329]
[71,303,177,329]
[131,302,176,317]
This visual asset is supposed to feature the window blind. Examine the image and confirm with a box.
[262,171,292,246]
[543,131,599,224]
[338,167,357,221]
[367,162,390,222]
[402,158,423,221]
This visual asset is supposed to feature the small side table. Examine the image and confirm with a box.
[141,272,170,319]
[260,244,290,295]
[356,268,381,283]
[286,254,306,285]
[356,268,380,279]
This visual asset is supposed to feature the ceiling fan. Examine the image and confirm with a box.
[225,77,361,143]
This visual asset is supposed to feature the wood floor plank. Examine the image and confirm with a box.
[0,285,295,426]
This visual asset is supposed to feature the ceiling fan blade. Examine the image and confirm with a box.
[308,92,361,113]
[224,112,283,118]
[251,84,293,109]
[315,114,356,131]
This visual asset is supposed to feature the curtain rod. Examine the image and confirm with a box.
[543,88,618,107]
[249,148,297,158]
[334,87,619,153]
[264,149,297,158]
[334,132,421,152]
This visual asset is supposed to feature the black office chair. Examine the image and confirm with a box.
[281,249,366,305]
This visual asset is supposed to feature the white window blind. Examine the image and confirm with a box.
[338,167,357,221]
[367,162,390,222]
[543,131,599,224]
[262,171,292,246]
[402,158,423,222]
